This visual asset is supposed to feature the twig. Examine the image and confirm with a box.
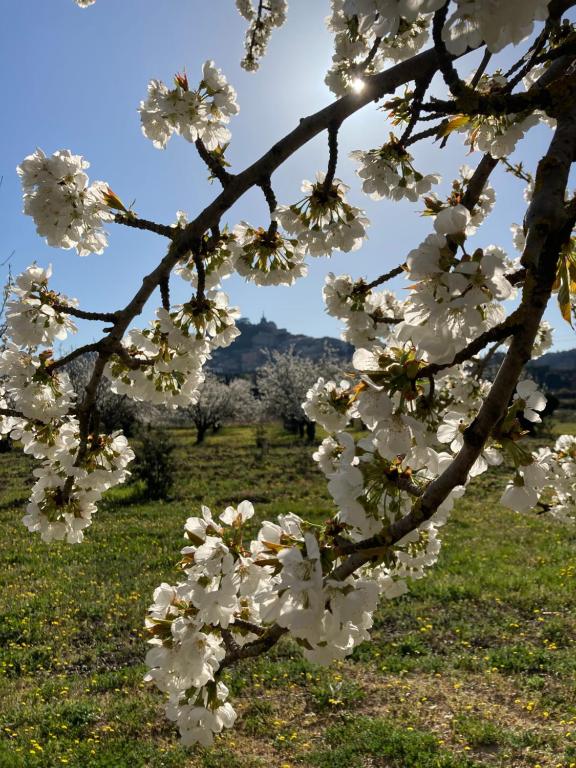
[418,314,521,379]
[195,139,233,186]
[432,2,468,99]
[0,407,27,420]
[399,72,434,145]
[160,276,170,311]
[192,250,207,300]
[470,49,492,90]
[258,177,278,234]
[51,303,119,323]
[114,214,176,239]
[233,619,266,636]
[405,123,444,147]
[48,343,102,372]
[362,264,405,293]
[461,153,499,210]
[473,340,503,377]
[323,121,341,191]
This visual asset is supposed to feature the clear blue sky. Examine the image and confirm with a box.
[1,1,574,352]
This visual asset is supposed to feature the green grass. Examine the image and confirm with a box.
[0,423,575,767]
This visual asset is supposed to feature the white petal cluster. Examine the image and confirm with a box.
[514,379,547,423]
[145,501,261,745]
[0,345,76,423]
[323,272,402,350]
[425,164,496,236]
[1,396,133,544]
[18,149,113,255]
[276,173,369,257]
[231,221,307,286]
[325,1,436,95]
[139,63,239,150]
[105,293,239,408]
[6,264,78,348]
[21,430,134,544]
[464,113,539,159]
[442,0,549,55]
[236,0,288,71]
[325,1,549,97]
[400,235,513,364]
[350,140,440,202]
[175,227,237,291]
[303,378,351,433]
[530,321,553,359]
[501,449,556,514]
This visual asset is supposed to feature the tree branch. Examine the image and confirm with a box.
[331,95,576,582]
[0,407,26,420]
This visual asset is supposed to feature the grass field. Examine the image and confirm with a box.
[0,423,575,768]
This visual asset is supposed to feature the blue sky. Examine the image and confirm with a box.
[1,1,574,353]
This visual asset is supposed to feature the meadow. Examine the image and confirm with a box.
[0,423,575,768]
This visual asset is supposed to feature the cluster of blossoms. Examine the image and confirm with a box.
[0,264,135,542]
[350,136,440,202]
[276,173,369,257]
[144,495,435,745]
[450,74,541,159]
[235,0,288,71]
[310,179,565,528]
[422,164,496,237]
[501,433,576,522]
[105,294,240,408]
[139,63,239,150]
[5,264,78,348]
[325,0,549,96]
[401,223,515,363]
[174,219,238,290]
[325,1,434,96]
[17,149,114,256]
[231,221,307,286]
[323,273,402,349]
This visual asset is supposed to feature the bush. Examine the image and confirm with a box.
[132,427,175,500]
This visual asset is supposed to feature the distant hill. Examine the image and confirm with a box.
[486,348,576,392]
[527,349,576,393]
[208,317,353,376]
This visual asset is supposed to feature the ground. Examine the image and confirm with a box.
[0,423,575,768]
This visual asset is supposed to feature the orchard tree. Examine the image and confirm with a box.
[186,372,258,443]
[257,348,343,440]
[1,0,576,748]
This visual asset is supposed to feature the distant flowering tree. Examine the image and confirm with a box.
[186,372,258,443]
[257,348,343,440]
[1,0,576,747]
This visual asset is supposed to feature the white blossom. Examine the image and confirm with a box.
[139,63,238,150]
[18,149,113,255]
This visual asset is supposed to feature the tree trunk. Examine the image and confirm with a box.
[306,421,316,443]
